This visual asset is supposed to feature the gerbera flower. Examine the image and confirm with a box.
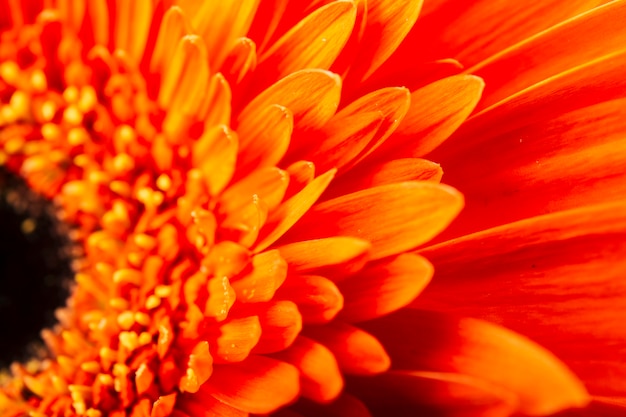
[0,1,624,417]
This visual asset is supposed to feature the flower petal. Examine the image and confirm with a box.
[327,158,443,199]
[251,300,303,354]
[375,75,484,160]
[362,310,589,415]
[347,370,518,417]
[403,0,608,67]
[205,355,300,414]
[276,275,344,324]
[337,253,432,322]
[272,336,343,403]
[277,237,371,275]
[286,182,463,259]
[470,0,626,111]
[304,321,390,375]
[254,168,336,252]
[237,69,341,132]
[257,0,356,82]
[433,50,626,237]
[418,202,626,396]
[346,0,423,82]
[235,104,293,175]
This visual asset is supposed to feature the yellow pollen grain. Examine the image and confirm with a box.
[4,137,24,154]
[63,105,83,125]
[41,123,61,141]
[117,311,135,330]
[67,128,88,146]
[145,295,161,309]
[156,174,172,191]
[134,312,151,326]
[40,100,57,122]
[97,374,114,386]
[119,331,139,351]
[0,61,19,84]
[1,105,16,124]
[134,233,157,250]
[78,86,97,113]
[86,409,102,417]
[138,332,152,346]
[63,86,80,103]
[112,153,134,174]
[109,297,129,310]
[110,180,132,197]
[117,124,136,143]
[127,252,143,267]
[29,70,47,92]
[99,347,117,363]
[154,285,171,298]
[10,91,30,118]
[73,154,91,167]
[80,361,101,374]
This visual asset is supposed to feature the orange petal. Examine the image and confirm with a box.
[375,75,484,160]
[230,250,287,303]
[338,253,432,322]
[470,1,626,111]
[325,87,411,170]
[418,202,626,396]
[363,310,589,416]
[113,0,152,64]
[257,1,356,82]
[205,355,300,414]
[237,69,341,132]
[347,370,518,417]
[192,125,238,196]
[289,393,373,417]
[327,158,443,199]
[277,237,371,274]
[221,36,257,86]
[182,0,260,69]
[252,300,303,354]
[200,73,232,129]
[432,51,626,237]
[272,336,343,403]
[404,0,607,68]
[157,35,210,119]
[149,6,190,75]
[275,275,344,324]
[235,104,293,175]
[179,392,247,417]
[220,167,289,215]
[346,0,423,82]
[214,316,262,363]
[254,169,336,252]
[304,321,390,375]
[287,181,463,259]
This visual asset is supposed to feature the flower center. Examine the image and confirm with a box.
[0,168,73,368]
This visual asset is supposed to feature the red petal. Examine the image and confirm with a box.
[204,355,300,414]
[471,1,626,111]
[347,370,518,417]
[362,310,589,415]
[338,253,433,322]
[418,202,626,396]
[304,321,390,375]
[272,336,343,403]
[286,182,463,259]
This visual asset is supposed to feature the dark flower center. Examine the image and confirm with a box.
[0,168,73,368]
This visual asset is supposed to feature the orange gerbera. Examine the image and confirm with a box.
[0,1,624,416]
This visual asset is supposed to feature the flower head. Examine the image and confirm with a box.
[1,1,625,416]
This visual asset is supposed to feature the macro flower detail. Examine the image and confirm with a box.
[1,1,625,417]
